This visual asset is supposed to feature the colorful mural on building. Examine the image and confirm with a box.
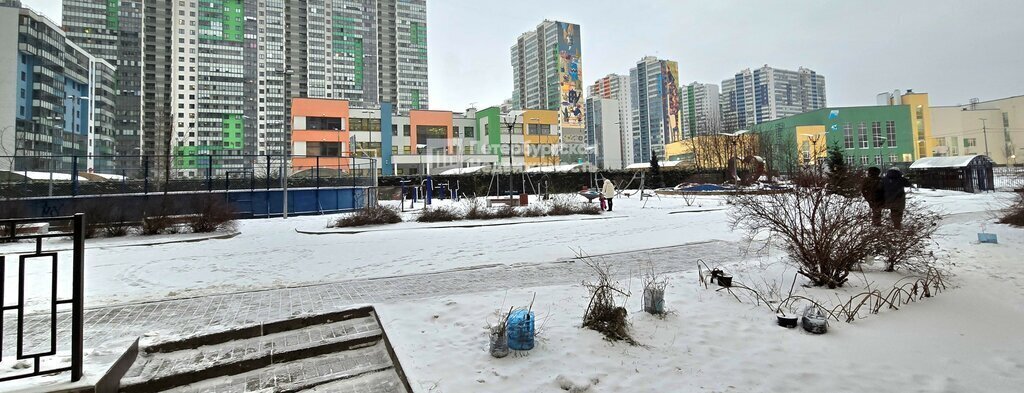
[662,61,683,144]
[557,22,584,128]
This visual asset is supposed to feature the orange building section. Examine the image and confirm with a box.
[291,98,350,171]
[409,110,453,154]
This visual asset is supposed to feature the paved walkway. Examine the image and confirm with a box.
[4,239,755,379]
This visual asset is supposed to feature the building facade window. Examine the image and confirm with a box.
[843,123,853,149]
[964,138,976,147]
[885,120,896,147]
[860,155,869,166]
[403,125,410,136]
[464,126,474,137]
[872,121,882,147]
[889,154,898,163]
[875,155,882,165]
[858,122,868,148]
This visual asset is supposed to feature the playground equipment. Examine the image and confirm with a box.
[578,189,600,202]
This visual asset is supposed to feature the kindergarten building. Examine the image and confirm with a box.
[290,98,566,176]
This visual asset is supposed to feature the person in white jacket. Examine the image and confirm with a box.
[601,178,616,211]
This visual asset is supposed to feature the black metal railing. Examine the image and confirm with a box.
[0,214,84,383]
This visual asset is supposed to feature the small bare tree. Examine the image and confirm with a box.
[730,188,879,288]
[874,200,941,272]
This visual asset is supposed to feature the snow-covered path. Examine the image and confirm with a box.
[5,194,746,307]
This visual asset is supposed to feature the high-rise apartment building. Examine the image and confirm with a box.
[584,97,624,170]
[588,73,634,165]
[720,65,826,132]
[1,5,116,172]
[510,20,585,163]
[629,56,683,163]
[682,82,721,137]
[64,0,429,176]
[63,0,143,161]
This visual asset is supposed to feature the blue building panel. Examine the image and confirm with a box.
[16,53,34,120]
[380,103,394,176]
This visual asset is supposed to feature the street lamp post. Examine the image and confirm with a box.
[502,113,522,204]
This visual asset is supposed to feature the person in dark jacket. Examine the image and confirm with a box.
[881,167,912,229]
[860,167,883,226]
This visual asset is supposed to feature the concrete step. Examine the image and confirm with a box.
[163,341,401,393]
[117,306,408,392]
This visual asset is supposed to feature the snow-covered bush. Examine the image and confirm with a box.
[730,188,877,288]
[464,198,517,220]
[416,206,463,222]
[334,204,402,227]
[519,204,548,218]
[548,196,601,216]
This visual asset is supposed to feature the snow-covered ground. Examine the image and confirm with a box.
[4,193,743,307]
[377,190,1024,392]
[1,187,1021,391]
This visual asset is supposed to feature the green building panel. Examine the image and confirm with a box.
[222,0,245,42]
[476,107,503,159]
[105,0,119,30]
[222,114,243,150]
[751,105,916,170]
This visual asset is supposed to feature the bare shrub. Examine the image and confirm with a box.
[873,201,941,272]
[1000,190,1024,227]
[464,198,518,220]
[730,188,878,288]
[790,170,828,189]
[580,253,634,344]
[681,193,699,207]
[142,197,177,235]
[188,195,237,233]
[416,206,463,223]
[641,265,669,316]
[519,204,548,218]
[334,204,402,227]
[76,199,109,238]
[103,210,133,237]
[548,196,601,216]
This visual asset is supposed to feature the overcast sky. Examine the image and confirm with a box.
[25,0,1024,110]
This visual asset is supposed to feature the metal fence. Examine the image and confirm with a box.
[0,214,85,383]
[994,166,1024,191]
[0,155,377,198]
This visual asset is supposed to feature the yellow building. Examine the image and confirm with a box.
[900,92,934,159]
[881,91,933,159]
[521,109,560,168]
